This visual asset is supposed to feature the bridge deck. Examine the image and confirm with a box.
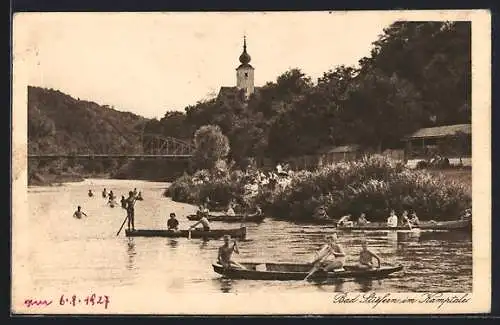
[28,154,192,159]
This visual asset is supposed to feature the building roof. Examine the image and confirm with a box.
[404,124,471,139]
[216,86,261,101]
[318,144,360,154]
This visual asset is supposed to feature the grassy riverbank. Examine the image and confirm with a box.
[165,156,471,221]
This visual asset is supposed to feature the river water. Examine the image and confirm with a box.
[25,178,472,295]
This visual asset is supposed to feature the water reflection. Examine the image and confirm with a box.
[356,278,374,292]
[126,238,136,270]
[167,239,179,248]
[217,278,233,293]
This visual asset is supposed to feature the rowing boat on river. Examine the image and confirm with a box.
[335,219,470,232]
[186,213,265,223]
[212,262,403,281]
[125,226,247,239]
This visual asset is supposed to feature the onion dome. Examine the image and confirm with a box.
[239,36,251,65]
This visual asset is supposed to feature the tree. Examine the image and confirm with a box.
[192,125,230,170]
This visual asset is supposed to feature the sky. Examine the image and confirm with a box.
[15,12,401,119]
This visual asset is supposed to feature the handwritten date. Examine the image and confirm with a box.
[24,294,110,309]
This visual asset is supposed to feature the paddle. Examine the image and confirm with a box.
[116,215,128,236]
[304,260,322,281]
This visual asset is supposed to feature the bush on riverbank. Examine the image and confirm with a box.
[165,156,471,221]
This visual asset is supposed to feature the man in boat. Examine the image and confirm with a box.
[311,233,346,272]
[337,214,353,228]
[73,206,88,219]
[357,240,381,269]
[357,213,369,225]
[461,208,472,221]
[120,196,127,209]
[225,204,236,217]
[126,191,137,231]
[189,214,211,231]
[167,213,179,231]
[88,190,93,197]
[313,206,329,220]
[387,210,398,228]
[217,235,245,269]
[409,212,420,226]
[102,188,107,198]
[401,210,412,227]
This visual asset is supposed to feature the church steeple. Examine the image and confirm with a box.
[236,35,255,99]
[239,35,251,65]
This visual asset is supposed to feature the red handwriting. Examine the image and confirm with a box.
[24,299,53,307]
[59,294,110,309]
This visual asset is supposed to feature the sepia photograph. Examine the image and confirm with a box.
[11,10,491,314]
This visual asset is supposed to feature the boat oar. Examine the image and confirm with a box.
[116,215,128,236]
[304,261,321,281]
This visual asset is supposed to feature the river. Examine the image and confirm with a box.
[24,178,472,295]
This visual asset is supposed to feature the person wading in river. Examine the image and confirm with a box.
[120,196,127,209]
[126,191,136,231]
[217,235,245,269]
[73,206,88,219]
[357,240,381,269]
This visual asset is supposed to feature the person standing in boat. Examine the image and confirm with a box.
[126,191,136,231]
[387,210,398,228]
[311,233,346,272]
[88,190,93,197]
[357,240,381,269]
[167,213,179,231]
[217,235,245,269]
[73,206,88,219]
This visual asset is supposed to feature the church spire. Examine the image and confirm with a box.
[239,35,251,65]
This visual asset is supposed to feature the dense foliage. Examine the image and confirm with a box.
[147,21,471,165]
[192,125,230,170]
[166,156,471,221]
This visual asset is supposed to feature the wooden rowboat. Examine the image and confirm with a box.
[124,226,247,239]
[186,213,265,223]
[335,219,470,232]
[212,262,403,281]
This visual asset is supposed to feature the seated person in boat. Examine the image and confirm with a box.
[189,214,211,231]
[196,203,210,218]
[387,210,398,228]
[313,206,329,220]
[312,233,346,271]
[73,206,88,219]
[357,213,370,225]
[217,235,246,269]
[337,215,354,227]
[226,204,236,217]
[409,212,420,226]
[461,208,472,221]
[88,190,93,197]
[357,240,381,269]
[401,210,411,226]
[167,213,179,231]
[248,205,262,217]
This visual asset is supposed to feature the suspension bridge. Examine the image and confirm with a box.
[28,134,195,160]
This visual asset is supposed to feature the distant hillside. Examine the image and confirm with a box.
[28,86,148,154]
[28,86,150,184]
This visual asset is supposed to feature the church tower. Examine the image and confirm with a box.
[236,36,255,99]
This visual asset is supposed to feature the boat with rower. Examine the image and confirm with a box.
[186,213,265,223]
[212,262,403,281]
[335,218,471,232]
[124,226,247,239]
